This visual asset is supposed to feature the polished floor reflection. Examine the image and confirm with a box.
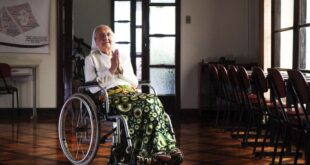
[0,113,305,165]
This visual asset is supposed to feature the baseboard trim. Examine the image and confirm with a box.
[0,108,217,120]
[0,108,57,119]
[179,108,217,120]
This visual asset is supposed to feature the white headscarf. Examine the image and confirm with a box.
[90,24,115,54]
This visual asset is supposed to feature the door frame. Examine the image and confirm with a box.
[56,0,73,113]
[142,0,181,115]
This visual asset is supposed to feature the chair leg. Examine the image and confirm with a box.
[232,109,244,138]
[12,93,15,109]
[224,102,231,129]
[252,125,260,154]
[230,102,240,133]
[16,90,19,108]
[271,124,281,165]
[258,119,270,156]
[253,114,263,154]
[306,149,310,165]
[278,125,289,165]
[293,132,303,165]
[215,98,221,126]
[16,91,20,116]
[11,93,15,122]
[242,109,253,147]
[306,133,310,165]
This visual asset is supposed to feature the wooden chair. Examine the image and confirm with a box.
[227,65,243,134]
[216,65,231,127]
[0,63,19,110]
[208,64,220,118]
[251,67,269,153]
[287,69,310,164]
[251,67,282,158]
[267,68,303,164]
[236,66,258,147]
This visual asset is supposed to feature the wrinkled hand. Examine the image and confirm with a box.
[110,49,123,74]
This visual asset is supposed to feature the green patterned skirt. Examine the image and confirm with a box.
[106,85,182,164]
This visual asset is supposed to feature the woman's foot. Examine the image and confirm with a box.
[169,148,183,165]
[155,152,172,162]
[137,156,153,165]
[137,153,171,165]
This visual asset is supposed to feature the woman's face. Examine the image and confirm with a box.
[95,26,114,54]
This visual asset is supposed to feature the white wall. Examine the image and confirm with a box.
[181,0,259,109]
[0,0,110,109]
[0,0,57,108]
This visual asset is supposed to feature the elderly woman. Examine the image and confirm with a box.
[84,24,183,165]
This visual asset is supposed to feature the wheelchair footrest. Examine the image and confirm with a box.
[100,128,116,144]
[100,137,112,143]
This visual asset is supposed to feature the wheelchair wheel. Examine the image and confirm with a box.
[58,93,100,165]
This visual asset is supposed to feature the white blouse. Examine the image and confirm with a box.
[84,50,138,93]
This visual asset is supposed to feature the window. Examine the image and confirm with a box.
[299,0,310,70]
[273,0,310,70]
[112,0,143,80]
[113,0,179,96]
[273,0,294,69]
[148,1,177,95]
[113,0,180,112]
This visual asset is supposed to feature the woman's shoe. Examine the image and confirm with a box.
[155,152,172,163]
[137,156,153,165]
[169,148,183,165]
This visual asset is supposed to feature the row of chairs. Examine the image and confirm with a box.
[208,64,310,164]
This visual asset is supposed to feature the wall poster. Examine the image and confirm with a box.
[0,0,50,53]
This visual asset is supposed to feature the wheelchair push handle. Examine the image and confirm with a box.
[137,80,157,96]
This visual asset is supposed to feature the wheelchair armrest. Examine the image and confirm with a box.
[84,80,99,86]
[77,80,111,116]
[78,80,99,92]
[138,82,157,96]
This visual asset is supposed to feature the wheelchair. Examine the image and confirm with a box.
[58,81,176,165]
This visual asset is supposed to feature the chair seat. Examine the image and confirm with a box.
[0,86,18,93]
[287,115,310,128]
[285,107,306,116]
[248,93,258,104]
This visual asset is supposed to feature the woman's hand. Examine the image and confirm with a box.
[110,49,123,74]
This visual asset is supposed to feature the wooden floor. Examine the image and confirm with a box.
[0,113,306,165]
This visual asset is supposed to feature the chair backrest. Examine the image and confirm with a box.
[0,63,12,78]
[218,65,229,83]
[228,65,239,87]
[267,68,286,98]
[267,68,289,121]
[251,67,271,114]
[237,66,251,90]
[287,69,310,126]
[0,63,12,90]
[287,70,310,104]
[217,65,230,99]
[252,67,268,93]
[209,64,219,82]
[228,65,242,103]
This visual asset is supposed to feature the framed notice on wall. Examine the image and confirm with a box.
[0,0,50,53]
